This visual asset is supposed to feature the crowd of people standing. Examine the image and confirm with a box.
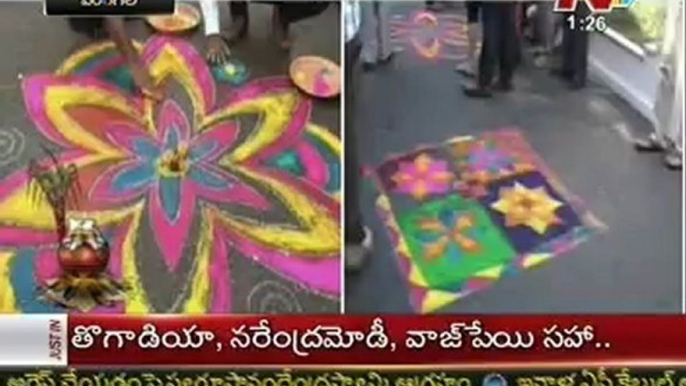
[450,1,591,97]
[350,0,595,95]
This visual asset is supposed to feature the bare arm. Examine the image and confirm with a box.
[104,18,139,63]
[103,18,163,99]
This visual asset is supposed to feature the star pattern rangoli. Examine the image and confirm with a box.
[491,183,563,235]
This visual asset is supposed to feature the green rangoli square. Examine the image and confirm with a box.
[398,194,517,291]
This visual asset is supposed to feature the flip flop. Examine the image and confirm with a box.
[455,64,475,78]
[664,152,683,170]
[634,133,666,152]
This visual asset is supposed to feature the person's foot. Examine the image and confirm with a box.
[454,62,475,77]
[463,85,493,98]
[527,46,547,55]
[226,16,248,43]
[378,52,395,65]
[272,10,292,51]
[362,61,376,72]
[664,149,682,170]
[660,63,673,81]
[363,53,394,72]
[533,54,549,68]
[276,25,293,51]
[278,38,292,51]
[206,34,231,65]
[568,77,586,90]
[634,133,666,152]
[345,227,373,272]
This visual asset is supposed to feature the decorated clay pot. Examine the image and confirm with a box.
[57,243,109,277]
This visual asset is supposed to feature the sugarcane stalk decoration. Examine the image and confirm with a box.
[27,145,80,242]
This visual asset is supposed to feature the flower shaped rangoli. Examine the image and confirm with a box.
[392,153,454,201]
[455,140,536,199]
[491,183,563,235]
[417,209,480,261]
[0,37,340,313]
[468,143,513,174]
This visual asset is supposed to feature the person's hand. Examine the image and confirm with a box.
[206,34,231,65]
[131,61,164,101]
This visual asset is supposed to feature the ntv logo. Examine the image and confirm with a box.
[554,0,637,13]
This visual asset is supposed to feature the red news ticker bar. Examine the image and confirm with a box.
[67,315,686,367]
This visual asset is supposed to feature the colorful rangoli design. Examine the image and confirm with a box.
[0,37,340,313]
[391,153,454,201]
[491,183,563,235]
[373,130,604,313]
[390,10,477,62]
[212,59,250,86]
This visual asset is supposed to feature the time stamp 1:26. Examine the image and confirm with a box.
[566,14,609,32]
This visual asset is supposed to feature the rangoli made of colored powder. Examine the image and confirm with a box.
[0,37,341,313]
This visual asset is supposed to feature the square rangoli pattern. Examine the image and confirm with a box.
[374,129,605,313]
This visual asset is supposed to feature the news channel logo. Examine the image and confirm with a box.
[483,373,508,386]
[554,0,638,13]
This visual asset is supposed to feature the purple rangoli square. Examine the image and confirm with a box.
[477,171,584,255]
[444,136,538,199]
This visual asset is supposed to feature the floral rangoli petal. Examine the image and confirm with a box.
[22,74,143,156]
[143,36,216,127]
[219,166,339,257]
[192,165,270,210]
[189,165,230,189]
[148,178,194,271]
[189,121,238,163]
[205,78,312,164]
[158,177,183,222]
[157,99,192,145]
[108,161,156,198]
[216,216,340,295]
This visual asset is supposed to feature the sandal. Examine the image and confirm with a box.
[634,133,666,152]
[455,62,475,77]
[663,148,682,170]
